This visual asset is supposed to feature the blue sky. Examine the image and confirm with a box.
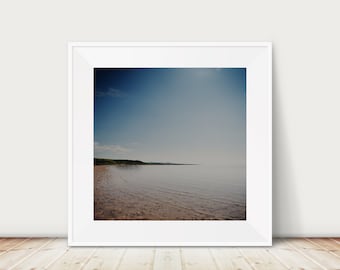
[94,68,246,165]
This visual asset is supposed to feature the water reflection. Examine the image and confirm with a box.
[94,164,246,220]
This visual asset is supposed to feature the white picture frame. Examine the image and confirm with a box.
[68,42,272,246]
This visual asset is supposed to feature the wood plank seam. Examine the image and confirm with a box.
[153,248,182,270]
[237,248,257,270]
[42,246,70,269]
[284,240,328,270]
[7,238,55,270]
[179,249,186,270]
[150,248,156,270]
[80,248,97,270]
[306,238,340,259]
[266,248,292,269]
[114,248,127,270]
[1,239,340,270]
[0,238,30,258]
[208,248,222,270]
[239,247,290,270]
[331,238,340,245]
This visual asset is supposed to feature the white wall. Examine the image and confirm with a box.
[0,0,339,237]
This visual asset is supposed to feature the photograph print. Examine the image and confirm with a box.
[94,68,246,220]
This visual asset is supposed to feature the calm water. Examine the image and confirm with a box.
[94,164,246,220]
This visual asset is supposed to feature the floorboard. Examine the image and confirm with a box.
[268,239,321,269]
[0,238,51,270]
[287,238,340,269]
[12,238,68,270]
[0,238,339,269]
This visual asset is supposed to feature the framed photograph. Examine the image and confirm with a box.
[68,42,272,246]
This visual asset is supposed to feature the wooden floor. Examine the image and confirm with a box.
[0,238,339,269]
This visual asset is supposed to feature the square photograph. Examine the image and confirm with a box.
[94,68,246,220]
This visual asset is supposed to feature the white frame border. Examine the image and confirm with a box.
[68,42,272,246]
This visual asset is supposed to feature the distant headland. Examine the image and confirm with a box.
[94,158,196,166]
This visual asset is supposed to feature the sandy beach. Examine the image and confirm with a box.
[94,165,246,220]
